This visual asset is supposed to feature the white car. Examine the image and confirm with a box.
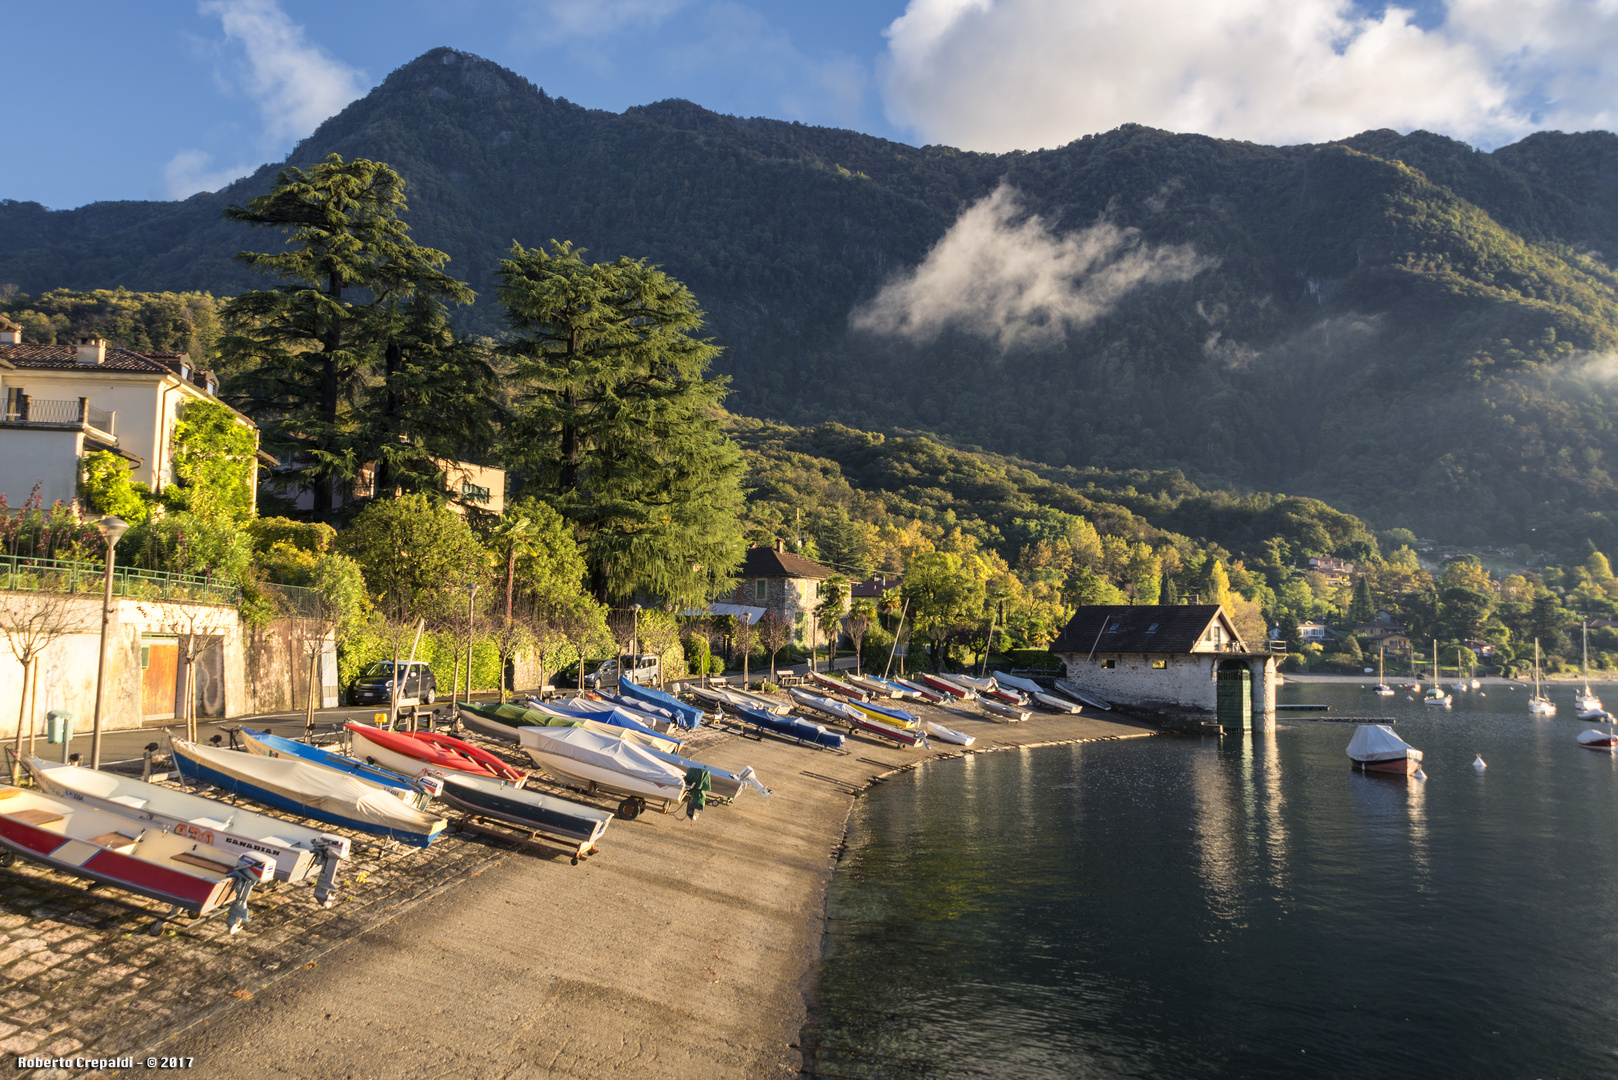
[586,654,661,689]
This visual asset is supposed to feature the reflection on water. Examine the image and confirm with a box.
[808,684,1618,1079]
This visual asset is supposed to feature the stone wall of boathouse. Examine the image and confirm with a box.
[1054,650,1277,732]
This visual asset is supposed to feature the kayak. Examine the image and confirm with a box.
[347,724,527,783]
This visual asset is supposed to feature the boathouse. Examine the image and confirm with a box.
[1049,604,1280,731]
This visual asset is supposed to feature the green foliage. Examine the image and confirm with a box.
[78,451,152,525]
[336,493,491,623]
[496,240,746,604]
[0,288,221,358]
[248,517,336,554]
[161,398,258,525]
[253,541,371,642]
[338,622,502,696]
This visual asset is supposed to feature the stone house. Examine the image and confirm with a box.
[1049,604,1279,730]
[727,542,833,648]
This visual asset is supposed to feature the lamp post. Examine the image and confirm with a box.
[89,515,128,770]
[454,582,478,711]
[629,603,642,685]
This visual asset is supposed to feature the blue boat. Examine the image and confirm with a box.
[169,738,446,848]
[237,729,431,804]
[735,706,846,750]
[620,676,704,730]
[538,699,684,745]
[595,692,683,725]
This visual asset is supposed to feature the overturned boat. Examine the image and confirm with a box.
[1578,729,1618,752]
[1346,724,1424,776]
[25,756,348,901]
[171,737,447,847]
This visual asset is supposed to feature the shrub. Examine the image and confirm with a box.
[708,655,725,674]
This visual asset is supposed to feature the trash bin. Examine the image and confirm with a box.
[46,710,73,745]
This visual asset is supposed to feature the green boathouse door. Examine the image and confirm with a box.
[1216,661,1251,731]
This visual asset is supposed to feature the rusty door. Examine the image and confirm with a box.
[141,637,178,720]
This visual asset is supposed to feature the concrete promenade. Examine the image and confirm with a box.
[2,695,1153,1079]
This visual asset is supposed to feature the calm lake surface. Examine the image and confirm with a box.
[809,680,1618,1079]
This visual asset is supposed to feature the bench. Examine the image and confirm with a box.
[88,832,138,853]
[171,851,236,876]
[9,808,63,828]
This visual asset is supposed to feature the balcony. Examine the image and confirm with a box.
[2,397,115,439]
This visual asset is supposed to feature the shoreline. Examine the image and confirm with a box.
[117,700,1154,1079]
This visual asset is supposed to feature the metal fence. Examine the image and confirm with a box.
[3,397,114,433]
[0,555,239,607]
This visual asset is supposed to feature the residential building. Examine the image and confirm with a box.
[0,327,264,511]
[727,541,833,647]
[272,454,506,517]
[1306,556,1354,587]
[1048,604,1280,730]
[1297,620,1329,641]
[1356,610,1412,653]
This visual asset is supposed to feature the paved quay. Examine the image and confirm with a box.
[0,696,1153,1079]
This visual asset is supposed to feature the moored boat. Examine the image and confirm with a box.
[24,756,349,897]
[0,785,274,933]
[1529,639,1556,715]
[170,737,447,847]
[1577,728,1618,751]
[1346,724,1424,776]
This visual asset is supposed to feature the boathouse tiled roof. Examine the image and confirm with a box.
[739,546,833,580]
[1050,605,1233,655]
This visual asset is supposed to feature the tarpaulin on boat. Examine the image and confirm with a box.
[992,672,1045,695]
[515,726,687,790]
[619,676,704,729]
[1345,724,1422,763]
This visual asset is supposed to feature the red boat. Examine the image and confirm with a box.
[918,673,974,700]
[346,724,527,783]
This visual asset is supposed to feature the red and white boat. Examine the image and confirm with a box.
[347,724,527,783]
[893,678,947,704]
[1346,724,1424,776]
[917,673,975,700]
[808,670,868,700]
[1577,729,1618,752]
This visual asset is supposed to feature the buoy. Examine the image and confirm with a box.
[1473,755,1486,771]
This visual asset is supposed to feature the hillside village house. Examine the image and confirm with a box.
[726,542,832,648]
[0,326,266,510]
[1356,610,1412,653]
[1306,556,1355,587]
[1050,604,1280,730]
[275,455,507,517]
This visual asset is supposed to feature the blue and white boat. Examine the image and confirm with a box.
[168,737,447,848]
[735,706,846,750]
[238,728,432,805]
[620,676,704,729]
[539,699,684,745]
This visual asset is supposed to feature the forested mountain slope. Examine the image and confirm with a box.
[5,47,1618,553]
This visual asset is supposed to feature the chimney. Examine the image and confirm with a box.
[775,537,783,552]
[0,317,20,345]
[75,337,106,366]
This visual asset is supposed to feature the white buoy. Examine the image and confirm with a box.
[1474,755,1486,771]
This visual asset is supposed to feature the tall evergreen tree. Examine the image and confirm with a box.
[217,155,475,519]
[496,241,745,604]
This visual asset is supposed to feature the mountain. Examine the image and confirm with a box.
[4,47,1618,555]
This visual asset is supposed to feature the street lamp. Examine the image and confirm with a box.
[454,582,479,714]
[89,515,128,770]
[629,603,642,685]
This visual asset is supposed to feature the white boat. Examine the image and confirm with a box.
[925,721,975,746]
[516,725,687,818]
[893,677,947,704]
[1576,623,1602,714]
[1529,639,1556,715]
[1422,639,1451,706]
[788,686,864,724]
[24,756,349,900]
[1577,728,1618,751]
[808,670,867,700]
[991,671,1045,696]
[1033,691,1082,714]
[1346,724,1424,775]
[980,698,1031,722]
[1373,646,1395,696]
[846,673,900,698]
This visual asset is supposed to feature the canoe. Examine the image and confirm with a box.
[428,770,613,860]
[238,729,431,807]
[850,713,927,748]
[917,673,975,700]
[925,721,975,746]
[808,670,868,700]
[170,737,447,847]
[734,706,846,750]
[991,672,1046,696]
[0,785,274,931]
[25,756,349,895]
[1346,724,1424,775]
[893,678,947,704]
[1033,691,1082,714]
[1577,729,1618,751]
[516,726,688,818]
[618,676,704,729]
[980,698,1031,722]
[788,687,863,724]
[348,724,526,783]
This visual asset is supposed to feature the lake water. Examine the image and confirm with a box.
[807,680,1618,1079]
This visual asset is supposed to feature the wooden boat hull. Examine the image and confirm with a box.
[1353,757,1422,775]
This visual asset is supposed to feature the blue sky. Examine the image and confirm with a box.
[6,0,1616,210]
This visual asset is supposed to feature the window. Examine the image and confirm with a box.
[140,645,151,670]
[1105,622,1119,634]
[1145,623,1159,634]
[1152,659,1167,669]
[1102,659,1116,669]
[461,481,490,504]
[754,579,768,601]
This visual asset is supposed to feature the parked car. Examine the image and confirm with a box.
[349,661,437,705]
[584,654,660,689]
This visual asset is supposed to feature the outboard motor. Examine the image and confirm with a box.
[224,851,277,935]
[414,775,445,800]
[310,834,351,908]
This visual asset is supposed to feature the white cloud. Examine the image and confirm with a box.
[851,184,1213,350]
[879,0,1618,152]
[200,0,369,147]
[162,149,256,199]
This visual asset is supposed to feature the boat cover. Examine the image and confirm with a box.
[619,676,704,729]
[1578,729,1618,745]
[862,676,918,697]
[736,707,846,749]
[596,692,682,724]
[516,726,687,790]
[542,700,683,745]
[478,700,680,753]
[853,700,921,725]
[171,738,446,841]
[1345,724,1422,763]
[788,687,862,722]
[240,729,418,793]
[992,672,1045,695]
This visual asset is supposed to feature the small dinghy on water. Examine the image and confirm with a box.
[893,678,947,704]
[1577,729,1618,752]
[734,706,846,750]
[25,756,349,900]
[420,768,613,863]
[516,726,688,819]
[788,686,864,724]
[171,737,447,847]
[1033,691,1082,714]
[1346,724,1425,776]
[0,785,274,934]
[347,724,526,783]
[925,721,975,746]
